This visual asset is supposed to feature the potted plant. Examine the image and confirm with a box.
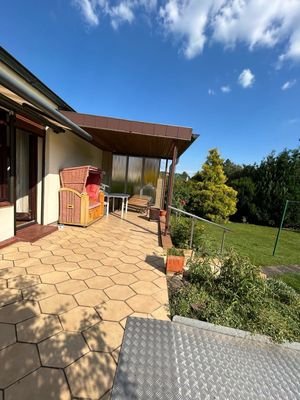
[166,247,185,274]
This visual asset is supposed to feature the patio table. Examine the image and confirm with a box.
[105,193,130,219]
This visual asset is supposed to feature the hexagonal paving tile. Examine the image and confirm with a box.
[56,279,87,295]
[75,289,108,307]
[7,274,40,289]
[78,259,102,269]
[0,279,6,289]
[131,281,160,295]
[126,294,160,313]
[96,300,132,321]
[39,294,77,315]
[41,255,65,265]
[105,285,135,301]
[59,306,100,331]
[136,261,155,270]
[17,314,62,343]
[29,250,52,259]
[101,257,122,267]
[41,271,69,284]
[0,288,21,307]
[83,321,124,352]
[54,262,79,272]
[26,264,54,275]
[0,323,16,350]
[151,306,170,320]
[3,251,28,261]
[119,255,140,264]
[0,260,14,270]
[65,352,116,400]
[115,263,139,273]
[38,331,89,368]
[153,276,168,289]
[14,257,44,268]
[86,251,107,261]
[22,283,57,301]
[0,267,26,279]
[93,266,119,276]
[111,273,137,285]
[4,367,71,400]
[52,248,74,257]
[0,300,40,323]
[0,343,40,388]
[69,269,95,280]
[64,254,86,263]
[85,276,114,290]
[134,270,158,282]
[152,289,169,305]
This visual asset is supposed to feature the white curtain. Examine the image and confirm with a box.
[16,130,29,213]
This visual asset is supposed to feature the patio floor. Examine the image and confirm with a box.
[0,212,168,400]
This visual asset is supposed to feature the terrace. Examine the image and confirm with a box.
[0,211,168,399]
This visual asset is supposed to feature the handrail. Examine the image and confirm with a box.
[168,205,231,253]
[169,206,231,232]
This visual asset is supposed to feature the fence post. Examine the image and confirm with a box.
[190,218,195,249]
[220,230,226,254]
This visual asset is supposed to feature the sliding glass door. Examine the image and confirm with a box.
[15,129,37,228]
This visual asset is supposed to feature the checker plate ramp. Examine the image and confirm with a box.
[111,317,300,400]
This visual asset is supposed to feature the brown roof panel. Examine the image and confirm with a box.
[61,111,197,158]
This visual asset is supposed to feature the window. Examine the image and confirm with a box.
[0,110,10,204]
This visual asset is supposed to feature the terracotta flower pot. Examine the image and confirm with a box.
[166,255,185,274]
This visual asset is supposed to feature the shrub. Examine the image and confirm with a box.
[167,247,185,256]
[170,216,208,253]
[169,250,300,342]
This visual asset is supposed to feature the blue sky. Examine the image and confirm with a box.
[1,0,300,175]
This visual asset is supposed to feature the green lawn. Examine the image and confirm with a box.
[278,273,300,293]
[199,222,300,266]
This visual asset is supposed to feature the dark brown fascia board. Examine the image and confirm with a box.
[61,111,193,141]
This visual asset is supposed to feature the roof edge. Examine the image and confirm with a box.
[0,46,75,112]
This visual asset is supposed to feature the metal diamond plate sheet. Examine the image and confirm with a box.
[111,317,300,400]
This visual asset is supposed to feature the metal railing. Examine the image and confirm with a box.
[169,206,231,253]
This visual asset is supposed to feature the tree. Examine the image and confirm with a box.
[173,172,192,209]
[188,149,238,223]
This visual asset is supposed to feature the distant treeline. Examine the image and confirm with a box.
[174,147,300,227]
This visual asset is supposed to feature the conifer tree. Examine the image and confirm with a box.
[190,149,238,223]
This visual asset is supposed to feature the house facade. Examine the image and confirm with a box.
[0,47,196,244]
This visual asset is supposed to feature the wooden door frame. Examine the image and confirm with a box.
[15,131,38,231]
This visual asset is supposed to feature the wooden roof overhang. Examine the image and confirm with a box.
[62,111,198,159]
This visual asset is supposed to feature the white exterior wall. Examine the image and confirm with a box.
[43,128,103,225]
[0,206,14,242]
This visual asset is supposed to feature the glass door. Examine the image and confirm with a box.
[15,129,37,228]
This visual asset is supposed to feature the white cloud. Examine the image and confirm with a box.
[109,2,135,29]
[221,85,231,93]
[73,0,99,26]
[238,69,255,88]
[73,0,300,63]
[281,79,297,90]
[73,0,156,29]
[208,88,215,95]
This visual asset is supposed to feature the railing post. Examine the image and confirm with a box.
[190,218,195,248]
[220,230,226,254]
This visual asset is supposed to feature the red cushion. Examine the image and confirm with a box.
[86,184,99,201]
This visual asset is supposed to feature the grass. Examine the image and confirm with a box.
[198,221,300,266]
[278,273,300,293]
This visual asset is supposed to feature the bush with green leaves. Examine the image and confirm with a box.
[170,216,210,254]
[169,250,300,342]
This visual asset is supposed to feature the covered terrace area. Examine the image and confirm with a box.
[0,211,168,399]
